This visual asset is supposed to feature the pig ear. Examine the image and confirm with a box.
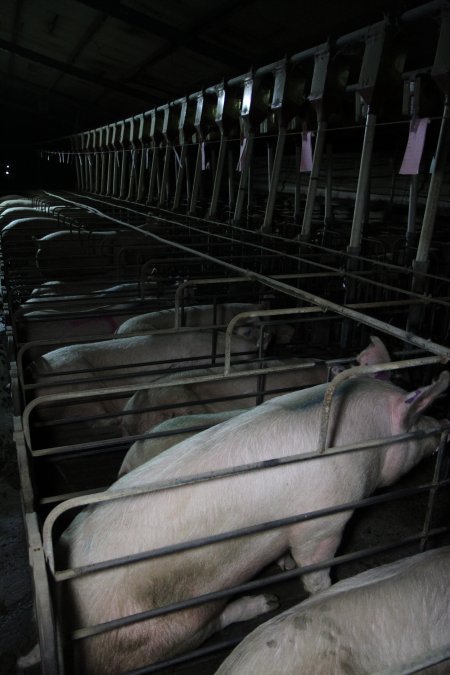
[402,371,450,429]
[356,335,391,366]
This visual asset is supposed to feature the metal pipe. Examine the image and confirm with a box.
[207,135,227,219]
[172,144,187,210]
[415,101,450,263]
[261,127,287,233]
[300,121,328,239]
[233,134,254,224]
[40,191,450,362]
[43,448,449,575]
[317,356,447,453]
[348,111,377,250]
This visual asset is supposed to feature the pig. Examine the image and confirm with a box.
[116,303,296,348]
[121,357,329,436]
[29,328,263,442]
[35,229,119,279]
[114,303,289,338]
[1,217,62,252]
[118,409,246,476]
[0,206,63,226]
[215,546,450,675]
[0,198,34,214]
[55,337,449,674]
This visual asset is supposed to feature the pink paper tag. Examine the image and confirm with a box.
[399,118,430,175]
[300,132,313,172]
[236,137,248,172]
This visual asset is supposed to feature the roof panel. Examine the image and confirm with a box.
[14,0,101,63]
[73,17,167,78]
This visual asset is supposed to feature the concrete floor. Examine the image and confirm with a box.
[0,379,36,675]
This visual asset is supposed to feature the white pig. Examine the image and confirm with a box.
[215,546,450,675]
[0,198,34,214]
[118,409,246,476]
[121,357,329,436]
[29,329,263,442]
[1,217,62,251]
[56,339,449,674]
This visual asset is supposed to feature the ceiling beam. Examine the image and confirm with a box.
[8,0,24,77]
[48,11,108,92]
[75,0,247,70]
[0,37,162,103]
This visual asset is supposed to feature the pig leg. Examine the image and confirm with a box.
[289,532,342,594]
[217,594,279,629]
[186,595,279,650]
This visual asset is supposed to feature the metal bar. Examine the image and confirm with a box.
[348,112,377,251]
[37,192,450,358]
[415,101,450,263]
[207,135,227,219]
[317,356,447,453]
[300,121,328,239]
[233,134,254,224]
[261,127,287,232]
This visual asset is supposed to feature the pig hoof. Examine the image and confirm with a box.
[276,552,296,571]
[262,593,280,611]
[219,594,279,628]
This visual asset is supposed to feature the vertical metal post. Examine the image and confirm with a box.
[227,149,235,215]
[416,101,450,263]
[72,135,82,191]
[189,93,206,216]
[158,105,174,208]
[118,120,128,200]
[233,133,254,224]
[135,113,146,202]
[406,174,419,238]
[324,143,333,222]
[93,128,101,194]
[294,144,302,224]
[172,98,189,211]
[233,75,254,225]
[106,123,116,197]
[100,126,108,195]
[299,120,327,239]
[83,131,93,192]
[146,110,159,204]
[126,117,138,201]
[207,135,227,219]
[261,128,286,232]
[158,142,172,207]
[348,111,377,252]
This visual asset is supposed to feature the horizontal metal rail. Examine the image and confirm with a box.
[40,192,450,360]
[43,424,449,573]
